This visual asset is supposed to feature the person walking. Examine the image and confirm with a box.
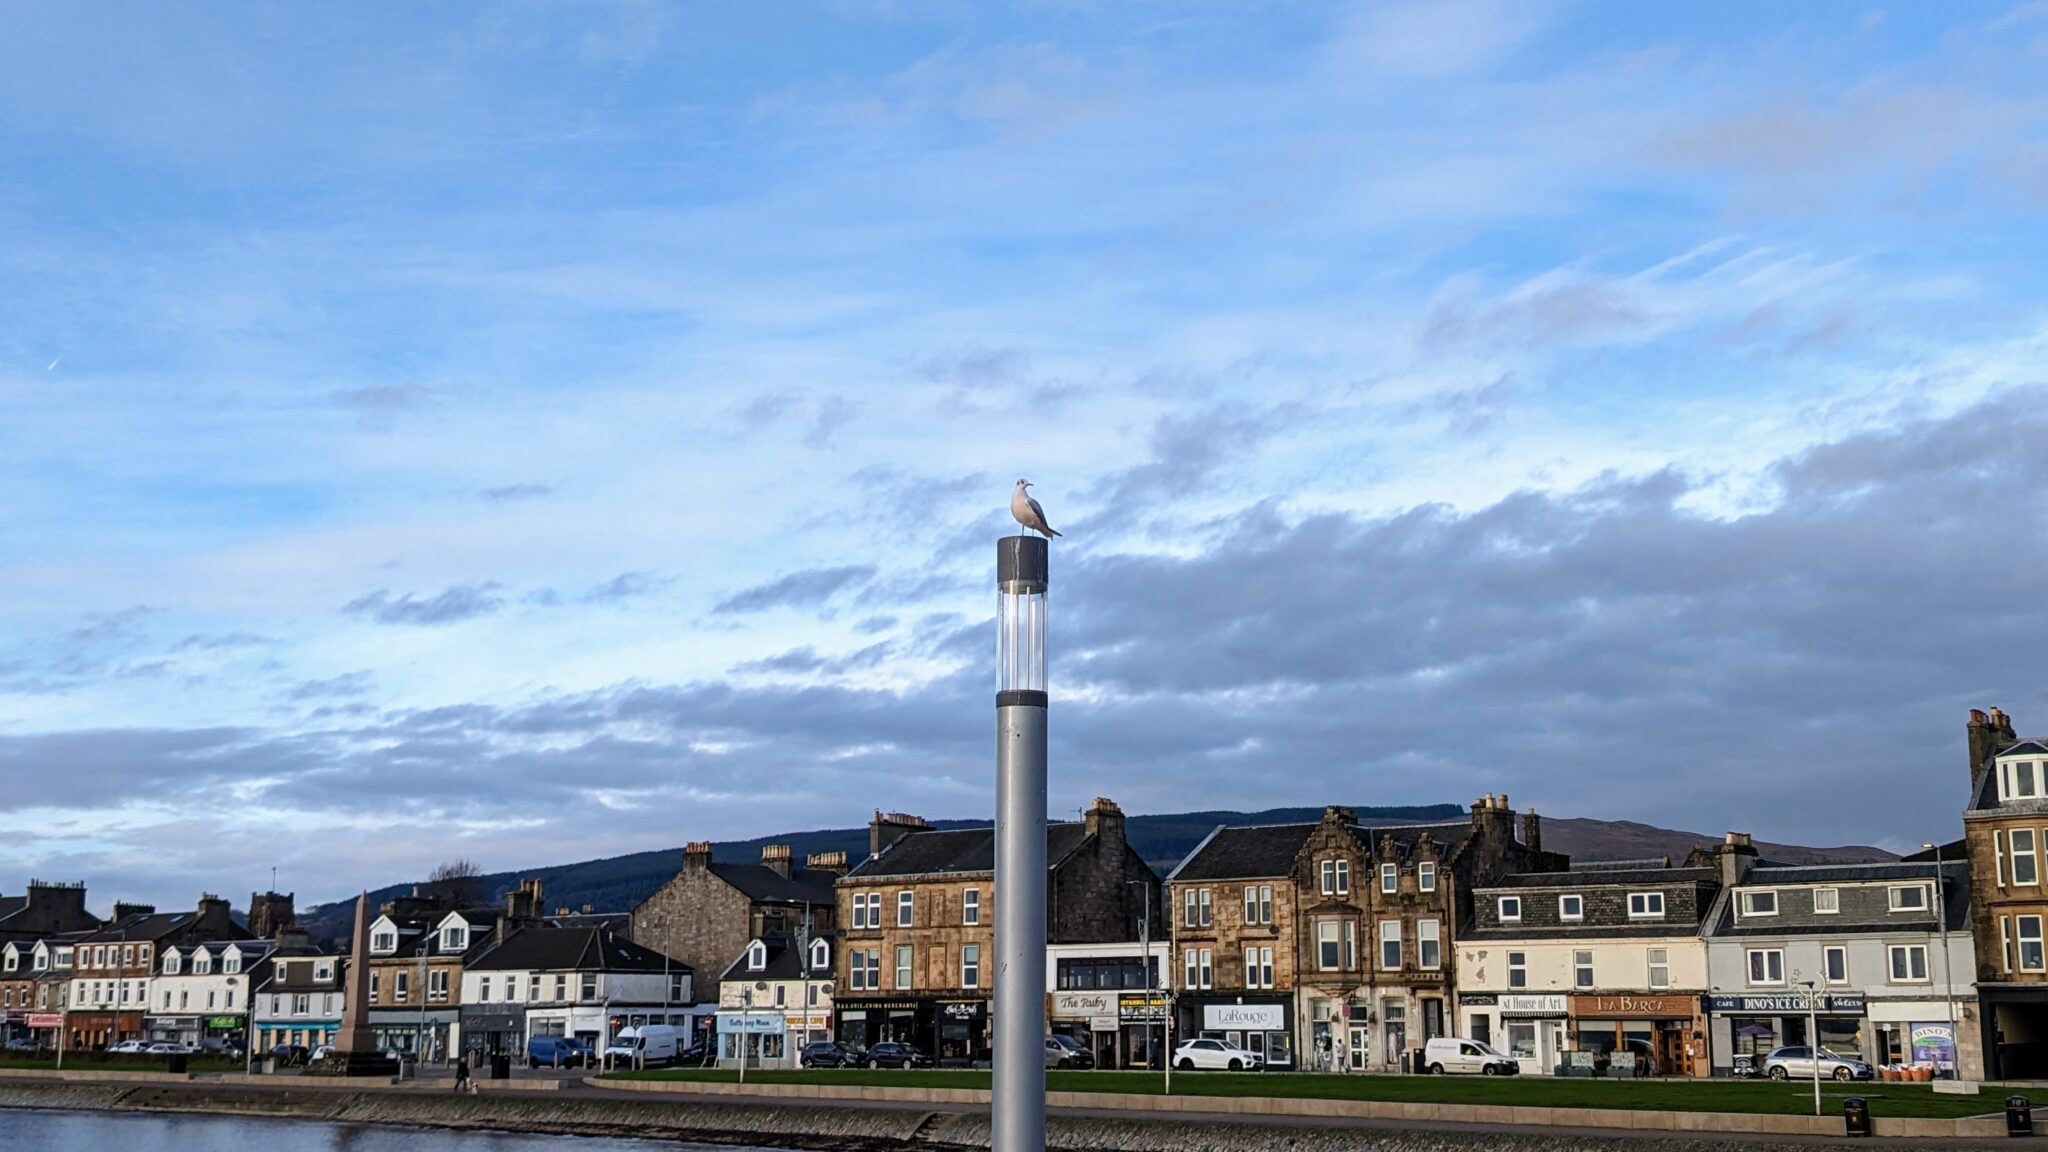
[453,1053,469,1093]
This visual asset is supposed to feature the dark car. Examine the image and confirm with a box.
[673,1040,717,1068]
[799,1041,865,1068]
[865,1042,934,1070]
[269,1043,310,1067]
[3,1037,38,1053]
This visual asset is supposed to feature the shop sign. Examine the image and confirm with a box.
[1499,995,1568,1016]
[1204,1004,1284,1031]
[1460,994,1499,1007]
[796,1012,832,1030]
[940,1001,986,1021]
[1118,994,1167,1022]
[205,1015,241,1029]
[27,1013,62,1029]
[1703,994,1866,1015]
[1910,1023,1955,1070]
[146,1015,199,1029]
[459,1007,527,1031]
[716,1012,784,1035]
[1570,994,1695,1018]
[1051,992,1118,1029]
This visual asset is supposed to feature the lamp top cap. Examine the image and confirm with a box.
[997,535,1049,587]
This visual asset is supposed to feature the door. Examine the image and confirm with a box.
[1658,1027,1686,1077]
[1348,1026,1369,1070]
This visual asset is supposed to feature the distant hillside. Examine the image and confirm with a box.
[297,804,1894,943]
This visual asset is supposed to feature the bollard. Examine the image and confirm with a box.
[2007,1095,2032,1137]
[1842,1096,1871,1138]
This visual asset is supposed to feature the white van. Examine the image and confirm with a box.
[1423,1036,1519,1075]
[605,1024,679,1067]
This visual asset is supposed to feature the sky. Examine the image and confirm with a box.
[4,1,2048,911]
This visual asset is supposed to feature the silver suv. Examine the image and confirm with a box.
[1762,1045,1873,1082]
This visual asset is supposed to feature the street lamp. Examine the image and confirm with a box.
[739,985,752,1087]
[1795,978,1820,1116]
[1125,878,1154,1073]
[1924,841,1959,1079]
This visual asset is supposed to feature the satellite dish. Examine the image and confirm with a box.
[755,981,769,992]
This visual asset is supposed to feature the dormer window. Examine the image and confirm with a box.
[1558,894,1584,921]
[1498,896,1522,922]
[224,952,242,975]
[371,929,397,955]
[809,938,830,971]
[314,961,333,982]
[1740,890,1778,917]
[275,960,289,981]
[747,940,768,971]
[2003,759,2042,801]
[163,952,181,975]
[1889,884,1930,912]
[193,952,212,975]
[441,926,468,953]
[2,949,17,973]
[1628,892,1665,919]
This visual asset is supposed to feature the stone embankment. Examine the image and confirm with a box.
[0,1072,2020,1150]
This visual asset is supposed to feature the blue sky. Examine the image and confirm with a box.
[5,1,2048,908]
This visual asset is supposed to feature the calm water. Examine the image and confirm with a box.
[0,1109,803,1151]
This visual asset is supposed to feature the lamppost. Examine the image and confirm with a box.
[1126,878,1153,1072]
[739,986,752,1086]
[1796,977,1821,1116]
[1924,841,1959,1078]
[993,535,1049,1152]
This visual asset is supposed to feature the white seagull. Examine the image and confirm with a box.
[1010,479,1061,538]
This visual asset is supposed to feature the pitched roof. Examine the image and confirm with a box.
[709,862,840,905]
[1168,818,1476,883]
[847,823,1093,879]
[0,896,27,922]
[1998,740,2048,759]
[718,933,834,984]
[1704,860,1970,936]
[79,911,195,944]
[466,925,689,974]
[1484,867,1714,889]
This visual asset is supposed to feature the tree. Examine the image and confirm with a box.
[424,859,488,908]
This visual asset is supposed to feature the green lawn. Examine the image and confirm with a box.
[603,1067,2011,1120]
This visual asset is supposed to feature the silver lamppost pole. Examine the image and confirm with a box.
[1796,977,1820,1116]
[1126,878,1151,1074]
[1925,841,1958,1078]
[994,534,1049,1152]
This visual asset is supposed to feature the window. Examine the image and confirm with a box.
[671,973,688,1001]
[580,973,597,999]
[1507,951,1527,989]
[1182,887,1212,928]
[1889,944,1930,982]
[1379,921,1402,970]
[2003,916,2015,972]
[553,974,566,999]
[1498,896,1521,922]
[372,930,396,954]
[1889,885,1930,912]
[2004,759,2042,801]
[810,938,831,971]
[1628,892,1665,919]
[861,948,880,989]
[478,976,490,1002]
[1418,861,1437,892]
[1998,830,2009,888]
[1380,863,1398,894]
[194,952,212,975]
[293,993,309,1015]
[960,944,981,989]
[1648,947,1670,989]
[313,961,333,982]
[962,888,980,926]
[1245,946,1274,989]
[1740,890,1778,917]
[1244,885,1274,925]
[394,971,410,1002]
[430,970,449,1001]
[369,971,379,999]
[441,926,467,952]
[1559,894,1583,921]
[1336,860,1351,895]
[1814,888,1840,914]
[773,985,786,1007]
[1746,948,1786,985]
[1345,920,1357,969]
[1184,948,1201,989]
[164,951,181,975]
[1418,919,1441,969]
[224,953,241,975]
[897,891,914,927]
[2016,831,2040,886]
[530,974,541,1000]
[1574,949,1594,988]
[1824,945,1848,984]
[895,945,913,990]
[747,941,768,971]
[1317,921,1341,970]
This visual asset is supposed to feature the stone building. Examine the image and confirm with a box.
[1460,855,1723,1076]
[630,842,845,1010]
[716,932,837,1066]
[66,894,247,1050]
[246,890,296,939]
[1166,796,1562,1072]
[0,880,100,945]
[363,888,509,1060]
[834,798,1159,1063]
[1960,706,2048,1078]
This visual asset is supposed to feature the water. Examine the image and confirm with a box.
[0,1108,802,1151]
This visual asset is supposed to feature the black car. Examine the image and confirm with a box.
[673,1040,717,1068]
[865,1042,934,1069]
[799,1041,865,1068]
[269,1043,310,1067]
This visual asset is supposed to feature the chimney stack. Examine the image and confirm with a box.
[870,811,929,858]
[196,892,233,931]
[1971,707,2021,791]
[761,844,793,879]
[1085,797,1126,845]
[506,878,543,922]
[1322,805,1356,826]
[683,842,714,871]
[806,850,850,876]
[1714,831,1759,887]
[1521,808,1542,854]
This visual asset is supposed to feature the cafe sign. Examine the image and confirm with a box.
[1703,994,1867,1015]
[1570,994,1695,1019]
[1051,992,1118,1029]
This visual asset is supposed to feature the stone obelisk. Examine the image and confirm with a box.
[308,891,392,1075]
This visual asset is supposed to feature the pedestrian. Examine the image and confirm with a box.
[453,1054,469,1093]
[1334,1038,1347,1074]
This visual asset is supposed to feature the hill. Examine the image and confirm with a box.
[296,803,1894,942]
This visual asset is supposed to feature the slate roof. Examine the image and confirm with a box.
[1969,738,2048,814]
[1570,858,1672,871]
[1485,867,1713,889]
[0,896,27,922]
[1703,861,1970,936]
[467,925,688,974]
[710,862,841,905]
[1167,819,1473,883]
[1460,923,1704,943]
[848,823,1093,879]
[78,911,197,944]
[718,933,835,984]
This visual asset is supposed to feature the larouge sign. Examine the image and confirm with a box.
[1203,1003,1284,1031]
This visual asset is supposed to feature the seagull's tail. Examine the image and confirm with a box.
[1045,526,1062,537]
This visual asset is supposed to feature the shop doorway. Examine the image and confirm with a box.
[1348,1025,1370,1070]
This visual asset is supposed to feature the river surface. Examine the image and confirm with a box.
[0,1108,804,1151]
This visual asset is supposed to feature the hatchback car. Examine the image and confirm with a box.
[1762,1045,1874,1082]
[142,1041,191,1055]
[1172,1037,1261,1071]
[107,1039,150,1054]
[799,1040,865,1068]
[865,1041,935,1069]
[1045,1035,1095,1069]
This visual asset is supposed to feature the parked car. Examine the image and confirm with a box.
[268,1043,309,1067]
[107,1039,151,1054]
[1422,1037,1520,1076]
[673,1040,717,1068]
[527,1035,592,1068]
[1045,1036,1095,1069]
[1762,1046,1874,1082]
[5,1038,41,1052]
[142,1041,193,1055]
[865,1042,935,1069]
[1172,1037,1261,1071]
[800,1040,866,1068]
[309,1044,336,1063]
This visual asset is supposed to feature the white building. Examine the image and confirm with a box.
[251,942,346,1052]
[1045,939,1172,1069]
[460,925,693,1061]
[715,933,836,1066]
[148,940,271,1049]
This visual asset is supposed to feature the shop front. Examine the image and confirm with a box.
[459,1005,527,1063]
[1176,995,1294,1070]
[717,1009,787,1066]
[1497,994,1569,1075]
[144,1013,200,1045]
[1049,991,1118,1067]
[935,999,988,1064]
[835,997,932,1054]
[1867,999,1961,1074]
[257,1015,338,1051]
[1119,992,1169,1070]
[1705,993,1867,1075]
[1568,994,1705,1077]
[368,1007,455,1061]
[27,1012,62,1049]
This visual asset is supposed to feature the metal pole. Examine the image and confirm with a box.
[1804,982,1820,1116]
[1126,879,1149,1073]
[739,987,750,1086]
[994,535,1048,1152]
[1928,842,1958,1078]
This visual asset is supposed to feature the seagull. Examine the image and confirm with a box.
[1011,479,1061,538]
